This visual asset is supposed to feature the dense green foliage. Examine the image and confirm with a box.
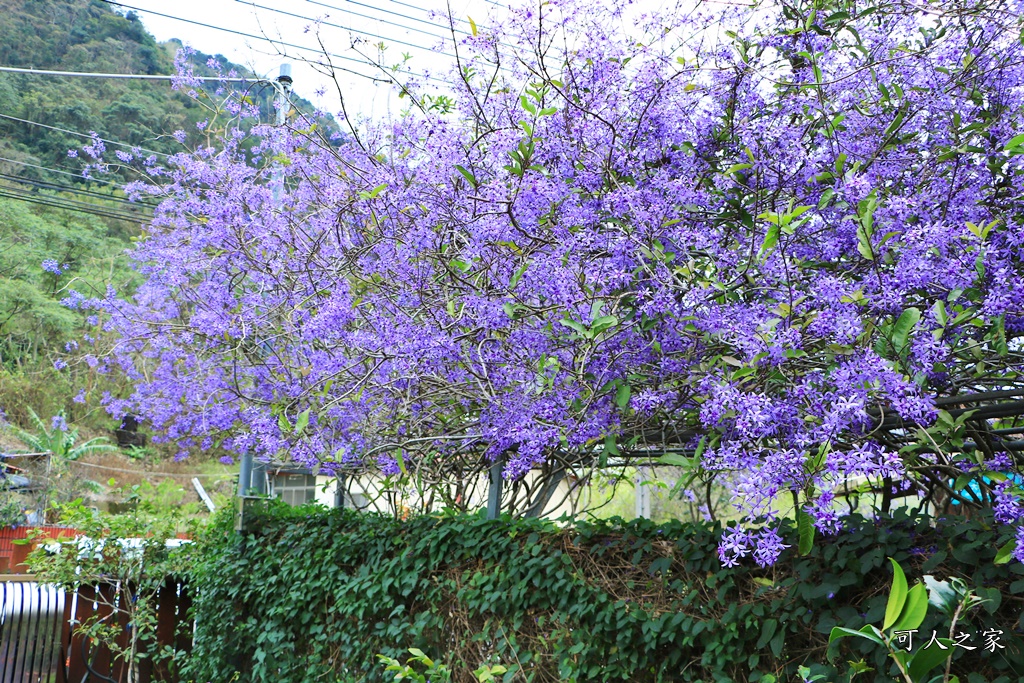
[0,194,135,428]
[185,504,1023,683]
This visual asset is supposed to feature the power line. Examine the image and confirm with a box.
[376,0,481,29]
[306,0,463,40]
[69,460,236,479]
[99,0,415,84]
[307,0,523,56]
[0,187,149,222]
[0,66,253,82]
[0,112,168,158]
[0,173,159,209]
[0,156,124,187]
[240,1,459,58]
[0,188,149,223]
[302,0,524,68]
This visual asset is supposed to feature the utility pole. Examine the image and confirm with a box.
[635,466,651,519]
[271,63,292,205]
[238,63,292,501]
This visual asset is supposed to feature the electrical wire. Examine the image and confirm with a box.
[0,66,253,82]
[0,188,148,222]
[0,173,159,208]
[0,156,124,187]
[68,460,236,479]
[0,112,168,158]
[0,182,148,213]
[306,0,523,56]
[98,0,424,84]
[240,1,459,58]
[378,0,481,29]
[302,0,526,69]
[0,188,149,223]
[305,0,464,40]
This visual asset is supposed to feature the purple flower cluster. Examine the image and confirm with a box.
[77,0,1024,564]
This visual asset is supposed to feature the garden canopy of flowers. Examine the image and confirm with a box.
[61,0,1024,567]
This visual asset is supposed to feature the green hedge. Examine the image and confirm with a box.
[183,504,1023,683]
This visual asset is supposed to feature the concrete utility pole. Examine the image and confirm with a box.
[635,467,652,519]
[271,63,292,205]
[238,63,292,500]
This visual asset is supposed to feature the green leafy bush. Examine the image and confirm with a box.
[184,503,1022,683]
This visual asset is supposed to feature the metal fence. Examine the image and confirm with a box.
[0,576,192,683]
[0,577,65,683]
[0,524,193,683]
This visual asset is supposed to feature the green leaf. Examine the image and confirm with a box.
[789,204,812,220]
[358,183,387,200]
[693,436,707,460]
[294,409,310,436]
[509,262,528,289]
[856,225,874,260]
[407,648,433,667]
[892,582,928,632]
[455,165,478,187]
[797,507,815,556]
[908,640,954,681]
[891,307,921,352]
[995,538,1016,565]
[759,223,781,258]
[395,451,408,476]
[591,315,618,334]
[817,188,835,209]
[924,575,958,616]
[615,383,632,409]
[829,624,883,647]
[558,318,586,335]
[1004,132,1024,150]
[468,16,478,36]
[724,163,753,175]
[755,619,778,649]
[883,557,909,631]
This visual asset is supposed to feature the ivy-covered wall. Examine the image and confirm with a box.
[184,504,1023,683]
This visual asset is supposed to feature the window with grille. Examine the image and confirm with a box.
[272,473,317,506]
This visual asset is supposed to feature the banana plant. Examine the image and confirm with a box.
[4,407,117,461]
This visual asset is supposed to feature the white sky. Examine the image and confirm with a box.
[119,0,510,123]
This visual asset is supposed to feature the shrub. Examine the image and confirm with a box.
[184,503,1023,683]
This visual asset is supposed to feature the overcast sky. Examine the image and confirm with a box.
[119,0,510,123]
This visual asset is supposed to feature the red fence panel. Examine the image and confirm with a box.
[0,526,80,574]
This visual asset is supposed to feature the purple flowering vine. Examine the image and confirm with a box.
[77,0,1024,564]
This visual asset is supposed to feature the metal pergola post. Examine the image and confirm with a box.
[486,458,503,520]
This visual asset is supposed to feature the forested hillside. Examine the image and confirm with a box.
[0,0,325,440]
